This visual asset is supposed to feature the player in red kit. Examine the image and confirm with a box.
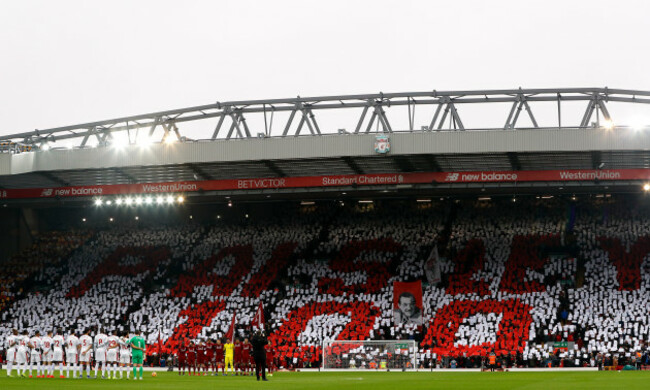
[196,342,207,376]
[265,344,275,375]
[178,340,188,375]
[214,339,225,376]
[233,339,243,376]
[186,341,197,376]
[205,339,215,376]
[241,338,252,376]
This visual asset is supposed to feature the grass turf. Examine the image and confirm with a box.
[1,370,650,389]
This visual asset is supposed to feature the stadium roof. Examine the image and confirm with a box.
[1,88,650,203]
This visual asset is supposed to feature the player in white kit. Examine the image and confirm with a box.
[16,331,30,377]
[65,330,80,378]
[41,331,54,378]
[28,330,43,378]
[119,332,132,379]
[94,328,108,379]
[52,329,66,378]
[106,332,120,379]
[5,329,19,377]
[79,329,93,379]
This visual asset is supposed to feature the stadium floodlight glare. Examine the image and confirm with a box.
[177,196,185,203]
[41,143,50,151]
[115,198,123,205]
[228,200,233,207]
[82,218,86,222]
[156,196,164,205]
[165,195,174,204]
[135,216,139,220]
[602,119,614,130]
[105,200,112,206]
[164,136,176,145]
[644,183,650,191]
[125,197,134,206]
[95,199,103,206]
[109,217,114,222]
[145,197,154,205]
[135,197,143,205]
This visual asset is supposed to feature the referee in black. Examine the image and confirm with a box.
[251,328,269,381]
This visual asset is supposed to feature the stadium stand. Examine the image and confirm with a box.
[1,197,650,370]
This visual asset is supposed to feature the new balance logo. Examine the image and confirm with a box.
[445,173,459,182]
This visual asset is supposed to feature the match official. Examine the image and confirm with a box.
[251,329,268,381]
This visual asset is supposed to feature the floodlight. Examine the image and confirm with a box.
[644,183,650,192]
[41,143,50,151]
[166,195,174,204]
[125,198,134,206]
[95,199,103,206]
[135,197,144,205]
[177,196,185,203]
[115,198,123,205]
[145,197,153,205]
[602,119,614,130]
[105,200,112,206]
[156,196,164,204]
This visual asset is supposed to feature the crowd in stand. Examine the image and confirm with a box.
[1,198,650,371]
[0,231,91,313]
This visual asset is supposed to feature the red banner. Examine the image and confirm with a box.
[0,168,648,199]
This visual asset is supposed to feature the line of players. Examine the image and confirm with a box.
[177,337,275,376]
[4,328,144,380]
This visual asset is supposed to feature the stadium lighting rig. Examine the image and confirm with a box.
[643,183,650,192]
[93,195,186,206]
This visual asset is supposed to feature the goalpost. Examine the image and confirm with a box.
[322,340,418,371]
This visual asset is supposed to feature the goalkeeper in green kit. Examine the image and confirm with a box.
[129,330,146,380]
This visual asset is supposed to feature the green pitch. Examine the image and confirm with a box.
[1,370,650,389]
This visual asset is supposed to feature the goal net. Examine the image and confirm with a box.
[322,340,418,371]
